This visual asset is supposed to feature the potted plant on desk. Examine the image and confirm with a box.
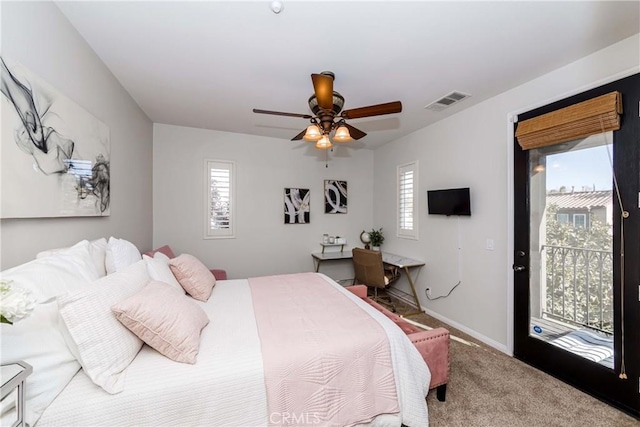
[369,228,384,251]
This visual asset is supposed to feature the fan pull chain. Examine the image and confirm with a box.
[601,117,628,380]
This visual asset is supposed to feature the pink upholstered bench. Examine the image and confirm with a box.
[144,245,228,280]
[346,285,450,401]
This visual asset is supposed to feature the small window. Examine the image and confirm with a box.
[573,213,587,229]
[557,213,569,224]
[205,160,235,239]
[397,161,418,239]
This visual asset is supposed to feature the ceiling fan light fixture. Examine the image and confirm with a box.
[315,134,332,150]
[333,123,352,142]
[303,124,322,141]
[253,71,402,148]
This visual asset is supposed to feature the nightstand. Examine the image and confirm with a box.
[1,361,33,427]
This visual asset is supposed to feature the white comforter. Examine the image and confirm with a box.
[38,274,430,426]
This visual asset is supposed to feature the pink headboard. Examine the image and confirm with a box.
[143,245,227,280]
[144,245,176,259]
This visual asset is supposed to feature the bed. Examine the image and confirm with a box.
[2,241,430,427]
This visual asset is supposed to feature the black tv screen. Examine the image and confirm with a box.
[427,187,471,216]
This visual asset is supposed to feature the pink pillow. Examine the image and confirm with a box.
[169,254,216,301]
[111,280,209,364]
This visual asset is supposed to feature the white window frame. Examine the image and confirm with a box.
[573,213,587,229]
[556,213,569,224]
[397,161,419,240]
[204,159,235,239]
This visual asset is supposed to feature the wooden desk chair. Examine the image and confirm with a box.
[352,248,400,311]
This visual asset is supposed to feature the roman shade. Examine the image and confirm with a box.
[516,91,622,150]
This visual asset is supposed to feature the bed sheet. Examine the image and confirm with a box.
[37,275,429,427]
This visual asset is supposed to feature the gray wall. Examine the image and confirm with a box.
[0,1,153,269]
[153,123,374,280]
[372,34,639,352]
[154,34,638,351]
[4,1,637,356]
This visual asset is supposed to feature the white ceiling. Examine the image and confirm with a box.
[56,1,639,149]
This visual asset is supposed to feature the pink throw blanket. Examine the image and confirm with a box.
[249,273,399,427]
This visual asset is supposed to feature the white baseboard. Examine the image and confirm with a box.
[387,289,512,356]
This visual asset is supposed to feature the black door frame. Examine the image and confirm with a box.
[513,73,639,418]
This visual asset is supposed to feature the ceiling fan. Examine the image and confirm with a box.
[253,71,402,149]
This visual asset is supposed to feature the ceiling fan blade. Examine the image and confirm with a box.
[311,73,334,111]
[341,101,402,120]
[291,129,307,141]
[343,122,367,140]
[253,109,312,119]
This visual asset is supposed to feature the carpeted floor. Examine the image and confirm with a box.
[389,301,638,427]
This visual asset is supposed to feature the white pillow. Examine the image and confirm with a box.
[36,238,108,277]
[105,237,141,274]
[35,242,78,259]
[153,250,171,263]
[58,260,150,394]
[88,237,108,277]
[3,240,99,303]
[0,240,99,425]
[0,302,80,427]
[143,254,183,293]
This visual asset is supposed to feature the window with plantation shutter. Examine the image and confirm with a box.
[205,160,235,239]
[397,161,418,239]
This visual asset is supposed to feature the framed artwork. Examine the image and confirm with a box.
[1,57,111,218]
[284,188,310,224]
[324,180,347,214]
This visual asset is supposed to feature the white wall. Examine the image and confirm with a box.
[153,123,374,280]
[373,34,640,351]
[0,2,154,269]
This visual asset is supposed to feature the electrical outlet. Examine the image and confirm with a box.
[426,287,431,297]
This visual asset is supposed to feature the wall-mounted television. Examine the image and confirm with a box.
[427,187,471,216]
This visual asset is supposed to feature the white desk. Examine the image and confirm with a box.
[311,250,425,315]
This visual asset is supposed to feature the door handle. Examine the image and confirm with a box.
[513,264,526,272]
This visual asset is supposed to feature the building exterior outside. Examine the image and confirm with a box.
[546,189,612,229]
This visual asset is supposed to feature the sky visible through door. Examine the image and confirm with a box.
[546,145,613,192]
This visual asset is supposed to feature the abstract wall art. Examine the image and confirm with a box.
[0,57,111,218]
[324,180,347,214]
[284,188,310,224]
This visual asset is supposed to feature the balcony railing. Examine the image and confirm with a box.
[542,245,613,334]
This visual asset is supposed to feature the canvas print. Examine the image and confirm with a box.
[324,180,347,214]
[284,188,310,224]
[1,57,110,218]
